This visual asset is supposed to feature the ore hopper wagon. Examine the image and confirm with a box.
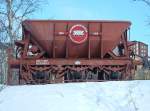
[8,20,132,84]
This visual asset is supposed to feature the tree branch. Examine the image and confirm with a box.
[134,0,150,6]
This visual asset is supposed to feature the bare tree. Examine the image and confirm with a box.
[133,0,150,22]
[0,44,8,84]
[133,0,150,27]
[133,0,150,6]
[0,0,45,47]
[0,0,46,84]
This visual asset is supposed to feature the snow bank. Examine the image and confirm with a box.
[0,80,150,111]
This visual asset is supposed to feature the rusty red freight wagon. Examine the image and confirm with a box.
[8,20,133,84]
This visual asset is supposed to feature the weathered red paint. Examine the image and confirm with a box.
[7,20,133,85]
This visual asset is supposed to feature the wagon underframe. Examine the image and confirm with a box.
[8,59,132,84]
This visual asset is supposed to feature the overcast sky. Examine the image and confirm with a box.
[31,0,150,55]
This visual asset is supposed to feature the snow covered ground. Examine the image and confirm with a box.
[0,80,150,111]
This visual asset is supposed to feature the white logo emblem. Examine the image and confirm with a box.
[73,30,84,36]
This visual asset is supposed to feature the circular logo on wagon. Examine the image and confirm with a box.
[69,24,88,44]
